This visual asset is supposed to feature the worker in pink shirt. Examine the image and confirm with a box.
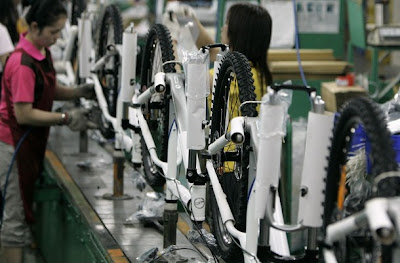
[0,0,96,262]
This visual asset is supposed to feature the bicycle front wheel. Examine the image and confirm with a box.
[96,4,123,139]
[209,51,257,262]
[323,96,398,262]
[139,24,175,188]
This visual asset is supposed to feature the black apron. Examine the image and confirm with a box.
[2,48,55,223]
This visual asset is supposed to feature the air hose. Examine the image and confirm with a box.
[0,128,32,226]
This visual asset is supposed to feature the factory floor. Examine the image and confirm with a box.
[22,125,214,263]
[0,113,320,263]
[3,51,399,263]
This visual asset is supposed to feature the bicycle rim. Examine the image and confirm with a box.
[209,51,257,262]
[323,96,397,262]
[139,24,175,188]
[96,4,123,139]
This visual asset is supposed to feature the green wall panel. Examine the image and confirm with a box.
[33,172,112,263]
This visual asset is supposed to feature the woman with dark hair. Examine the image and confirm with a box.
[0,1,95,262]
[195,2,273,98]
[0,0,20,44]
[164,2,273,98]
[225,3,273,92]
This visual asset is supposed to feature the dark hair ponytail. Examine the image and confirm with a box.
[227,3,273,94]
[25,0,67,30]
[21,0,33,8]
[0,0,19,43]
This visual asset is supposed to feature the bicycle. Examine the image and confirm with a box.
[322,96,400,262]
[92,3,125,139]
[53,0,117,124]
[49,1,143,166]
[130,22,338,262]
[77,6,400,261]
[53,0,102,86]
[92,17,400,261]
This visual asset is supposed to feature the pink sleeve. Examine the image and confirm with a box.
[11,64,35,103]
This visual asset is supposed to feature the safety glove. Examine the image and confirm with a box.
[63,108,98,131]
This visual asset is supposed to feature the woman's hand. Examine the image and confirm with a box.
[162,2,199,42]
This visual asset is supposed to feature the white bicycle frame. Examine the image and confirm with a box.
[74,6,335,258]
[82,16,336,260]
[132,46,225,211]
[54,0,105,86]
[53,20,79,86]
[65,3,142,161]
[90,22,141,160]
[128,40,335,261]
[64,8,400,261]
[58,0,137,155]
[226,86,334,262]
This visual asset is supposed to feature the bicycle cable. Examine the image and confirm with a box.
[172,176,220,262]
[156,173,220,263]
[165,119,220,261]
[0,128,32,227]
[170,174,260,263]
[291,0,308,88]
[229,234,261,263]
[162,61,182,67]
[239,100,262,111]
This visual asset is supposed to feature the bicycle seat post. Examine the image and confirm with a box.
[77,12,93,153]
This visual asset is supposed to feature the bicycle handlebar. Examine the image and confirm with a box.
[201,43,229,53]
[270,84,316,95]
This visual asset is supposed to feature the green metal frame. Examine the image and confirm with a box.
[32,151,128,263]
[34,175,111,263]
[298,0,346,59]
[346,0,400,102]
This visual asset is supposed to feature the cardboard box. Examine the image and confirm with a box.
[268,49,335,61]
[270,61,349,75]
[321,82,367,112]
